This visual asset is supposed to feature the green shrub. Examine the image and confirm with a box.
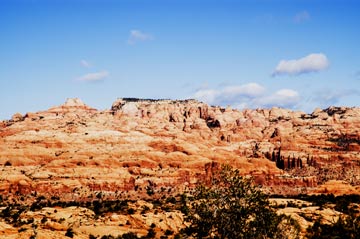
[182,165,299,239]
[306,214,360,239]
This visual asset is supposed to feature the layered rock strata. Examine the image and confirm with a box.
[0,98,359,200]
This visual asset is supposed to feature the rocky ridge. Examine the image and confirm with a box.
[0,98,359,201]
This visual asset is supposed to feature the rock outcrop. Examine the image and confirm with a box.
[0,98,359,200]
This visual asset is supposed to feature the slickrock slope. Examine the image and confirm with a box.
[0,98,360,200]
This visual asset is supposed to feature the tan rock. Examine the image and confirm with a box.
[0,98,359,198]
[11,112,23,122]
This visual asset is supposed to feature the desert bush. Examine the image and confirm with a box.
[127,208,135,215]
[144,228,156,238]
[65,228,75,238]
[164,229,173,236]
[181,165,299,239]
[306,214,360,239]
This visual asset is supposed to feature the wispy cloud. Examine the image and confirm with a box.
[272,53,329,76]
[311,89,360,108]
[77,71,109,82]
[294,11,310,23]
[193,83,300,109]
[128,30,153,45]
[80,60,91,68]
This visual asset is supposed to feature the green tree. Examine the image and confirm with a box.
[183,165,298,239]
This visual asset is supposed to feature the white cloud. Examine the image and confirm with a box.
[272,53,329,76]
[222,83,265,98]
[77,71,109,82]
[128,30,153,45]
[255,89,300,108]
[193,83,300,109]
[193,89,218,105]
[294,11,310,23]
[194,83,265,106]
[80,60,91,68]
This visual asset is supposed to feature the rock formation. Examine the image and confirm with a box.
[0,98,359,201]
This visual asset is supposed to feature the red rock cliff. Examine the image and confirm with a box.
[0,98,359,199]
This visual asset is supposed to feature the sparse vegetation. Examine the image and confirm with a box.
[328,134,360,151]
[0,169,359,239]
[180,165,299,239]
[65,228,75,238]
[306,213,360,239]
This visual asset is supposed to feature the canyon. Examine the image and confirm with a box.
[0,98,359,238]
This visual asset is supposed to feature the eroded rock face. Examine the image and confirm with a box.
[0,98,359,200]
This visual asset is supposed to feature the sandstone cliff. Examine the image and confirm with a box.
[0,98,359,200]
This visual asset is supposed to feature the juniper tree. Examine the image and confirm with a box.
[182,165,299,239]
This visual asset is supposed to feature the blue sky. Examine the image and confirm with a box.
[1,0,359,119]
